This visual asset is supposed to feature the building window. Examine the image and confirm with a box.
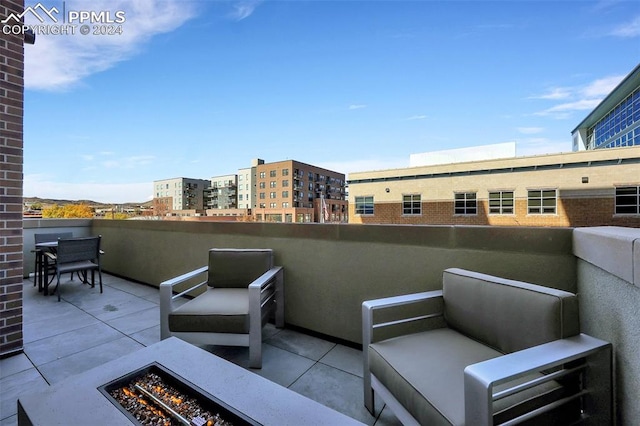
[270,202,277,208]
[259,192,265,199]
[270,192,276,198]
[239,194,243,201]
[282,169,289,176]
[402,194,421,215]
[355,196,374,215]
[259,203,265,208]
[528,189,557,214]
[259,182,265,189]
[488,191,514,214]
[259,172,265,178]
[615,186,640,215]
[270,181,277,188]
[283,202,289,208]
[282,191,289,198]
[282,179,289,187]
[270,170,277,177]
[454,192,477,215]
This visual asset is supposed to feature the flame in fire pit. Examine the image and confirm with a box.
[109,371,233,426]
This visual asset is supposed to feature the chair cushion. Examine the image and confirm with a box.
[369,328,565,425]
[57,260,98,274]
[168,288,249,334]
[442,268,579,354]
[208,249,272,289]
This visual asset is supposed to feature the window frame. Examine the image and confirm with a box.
[402,194,422,216]
[488,190,515,215]
[454,192,477,216]
[527,189,557,215]
[615,185,640,215]
[354,195,374,215]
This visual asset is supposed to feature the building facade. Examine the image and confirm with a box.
[1,0,29,356]
[348,146,640,228]
[153,177,210,214]
[254,160,348,223]
[572,63,640,151]
[208,174,238,210]
[237,158,264,209]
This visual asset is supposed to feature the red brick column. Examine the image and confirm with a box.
[0,0,25,357]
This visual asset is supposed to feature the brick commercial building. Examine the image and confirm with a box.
[254,160,347,223]
[348,146,640,227]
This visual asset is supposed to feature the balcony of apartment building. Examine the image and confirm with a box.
[3,219,639,425]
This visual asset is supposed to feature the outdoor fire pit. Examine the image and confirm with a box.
[18,337,365,426]
[100,363,257,426]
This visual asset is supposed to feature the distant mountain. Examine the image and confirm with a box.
[24,197,151,208]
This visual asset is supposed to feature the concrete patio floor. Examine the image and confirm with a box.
[0,274,400,425]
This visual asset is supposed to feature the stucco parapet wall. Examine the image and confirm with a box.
[573,226,640,287]
[92,219,573,255]
[24,218,93,229]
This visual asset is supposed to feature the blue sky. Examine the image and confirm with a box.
[22,0,640,203]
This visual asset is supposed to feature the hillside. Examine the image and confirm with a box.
[24,197,152,209]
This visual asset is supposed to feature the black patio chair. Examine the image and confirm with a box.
[47,236,103,301]
[33,232,73,292]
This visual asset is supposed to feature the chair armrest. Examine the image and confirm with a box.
[159,266,208,340]
[44,252,57,262]
[464,333,612,425]
[362,290,443,346]
[249,266,284,328]
[362,290,443,413]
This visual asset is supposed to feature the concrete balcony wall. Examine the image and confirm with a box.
[574,227,640,425]
[23,219,93,277]
[91,220,576,344]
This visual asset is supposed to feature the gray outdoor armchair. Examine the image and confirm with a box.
[362,268,612,425]
[48,236,103,302]
[160,248,284,369]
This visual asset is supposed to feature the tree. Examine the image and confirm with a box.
[42,204,94,218]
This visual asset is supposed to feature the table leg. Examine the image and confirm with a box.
[44,254,50,296]
[36,250,43,292]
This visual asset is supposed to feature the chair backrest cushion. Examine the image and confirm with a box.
[35,232,72,244]
[207,249,273,288]
[56,236,100,264]
[442,268,579,354]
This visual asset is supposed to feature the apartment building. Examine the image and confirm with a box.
[153,177,210,214]
[237,158,264,209]
[208,174,238,210]
[254,160,348,223]
[572,63,640,151]
[348,146,640,227]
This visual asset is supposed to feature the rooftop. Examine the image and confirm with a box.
[0,274,399,426]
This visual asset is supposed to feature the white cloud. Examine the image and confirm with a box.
[530,73,625,119]
[610,15,640,38]
[24,0,198,91]
[406,115,427,121]
[348,104,367,110]
[533,99,602,118]
[24,174,152,203]
[229,0,263,21]
[516,127,544,134]
[528,87,571,100]
[580,75,625,97]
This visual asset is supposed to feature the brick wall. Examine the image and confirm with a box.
[0,0,25,356]
[351,198,640,227]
